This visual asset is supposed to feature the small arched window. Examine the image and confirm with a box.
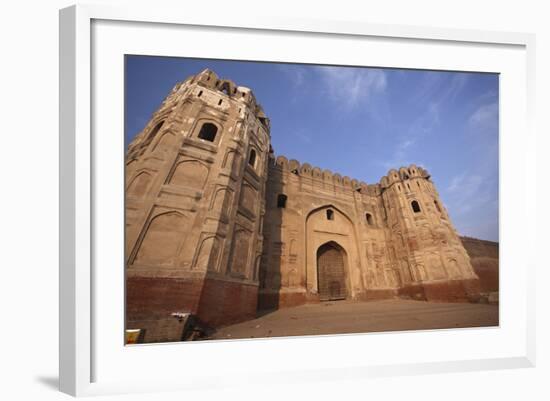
[326,209,334,220]
[366,213,374,225]
[197,90,203,97]
[277,194,287,208]
[248,149,257,167]
[434,200,441,213]
[411,200,421,213]
[197,122,218,142]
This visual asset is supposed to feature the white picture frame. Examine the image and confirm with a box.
[59,4,536,397]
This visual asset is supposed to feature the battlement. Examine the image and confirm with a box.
[270,155,377,194]
[190,69,270,130]
[270,155,432,196]
[380,165,431,189]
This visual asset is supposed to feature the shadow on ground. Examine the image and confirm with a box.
[35,376,58,391]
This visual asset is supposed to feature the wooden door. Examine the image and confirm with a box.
[317,243,347,301]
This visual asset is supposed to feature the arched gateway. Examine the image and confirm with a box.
[317,242,348,301]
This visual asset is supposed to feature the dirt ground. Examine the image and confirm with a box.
[207,299,499,340]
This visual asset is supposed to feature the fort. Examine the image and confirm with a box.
[125,69,497,343]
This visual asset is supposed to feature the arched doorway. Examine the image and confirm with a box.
[317,242,347,301]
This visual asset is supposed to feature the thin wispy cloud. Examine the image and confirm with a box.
[407,101,441,137]
[315,66,387,110]
[380,137,430,171]
[469,101,498,129]
[444,171,497,231]
[278,65,308,88]
[447,173,483,196]
[413,72,469,107]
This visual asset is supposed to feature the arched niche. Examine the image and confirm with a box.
[305,205,362,298]
[229,229,252,276]
[127,171,153,198]
[168,160,209,190]
[133,211,187,266]
[239,184,257,215]
[152,132,177,152]
[193,235,221,271]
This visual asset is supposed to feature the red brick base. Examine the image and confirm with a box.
[127,276,482,342]
[399,279,480,303]
[398,284,426,300]
[197,278,259,327]
[126,276,205,321]
[127,275,259,342]
[126,276,207,343]
[422,278,481,302]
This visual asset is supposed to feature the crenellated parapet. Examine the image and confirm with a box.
[271,154,382,196]
[380,164,431,189]
[189,69,270,130]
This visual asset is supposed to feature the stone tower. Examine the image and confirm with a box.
[125,69,271,340]
[380,165,479,300]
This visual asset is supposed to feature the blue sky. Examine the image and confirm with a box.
[125,56,499,241]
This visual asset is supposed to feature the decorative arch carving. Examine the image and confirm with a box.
[152,132,177,152]
[229,228,252,275]
[133,211,187,266]
[222,149,237,170]
[127,170,153,198]
[210,186,234,218]
[193,235,221,271]
[168,160,209,189]
[239,184,257,214]
[306,203,355,227]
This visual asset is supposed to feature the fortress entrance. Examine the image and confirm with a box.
[317,242,347,301]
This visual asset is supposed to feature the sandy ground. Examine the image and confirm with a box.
[207,299,499,340]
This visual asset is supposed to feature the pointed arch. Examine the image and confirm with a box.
[152,132,177,152]
[316,241,348,301]
[305,203,354,226]
[133,211,187,266]
[168,160,209,189]
[126,170,153,198]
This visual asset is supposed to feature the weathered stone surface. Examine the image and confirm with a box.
[125,69,487,342]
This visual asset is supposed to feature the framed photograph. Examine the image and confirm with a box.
[59,4,536,397]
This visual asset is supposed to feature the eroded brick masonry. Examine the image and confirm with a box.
[125,69,482,342]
